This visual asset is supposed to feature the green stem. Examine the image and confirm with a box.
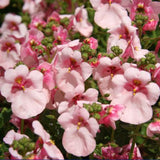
[128,125,141,160]
[21,119,24,134]
[111,128,115,142]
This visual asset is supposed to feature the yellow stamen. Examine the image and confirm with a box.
[133,88,136,96]
[137,2,144,8]
[68,67,71,72]
[77,122,81,130]
[119,34,122,39]
[21,85,25,91]
[15,77,23,84]
[135,46,139,51]
[50,139,55,145]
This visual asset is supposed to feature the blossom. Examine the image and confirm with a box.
[126,0,160,31]
[111,66,160,124]
[93,56,123,100]
[0,65,50,119]
[73,5,93,37]
[3,130,29,159]
[37,62,56,90]
[56,68,85,100]
[55,47,92,81]
[0,0,10,9]
[90,0,130,29]
[0,36,20,70]
[32,120,64,159]
[58,88,99,114]
[58,106,99,157]
[0,13,27,39]
[146,120,160,137]
[99,142,142,159]
[83,37,98,50]
[99,104,124,129]
[20,28,45,67]
[22,0,46,18]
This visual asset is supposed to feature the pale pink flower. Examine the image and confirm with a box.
[0,13,27,39]
[0,65,50,119]
[143,18,158,31]
[73,5,93,37]
[51,39,82,53]
[0,0,10,9]
[47,11,60,23]
[96,141,142,159]
[37,62,56,90]
[126,0,160,31]
[0,36,20,70]
[32,120,64,159]
[3,130,29,159]
[99,104,124,129]
[29,16,46,29]
[53,26,68,45]
[147,120,160,137]
[83,37,98,50]
[20,28,45,68]
[58,106,99,157]
[107,20,147,60]
[23,0,46,18]
[55,47,92,80]
[111,66,160,124]
[152,63,160,87]
[90,0,130,29]
[56,68,85,99]
[93,56,123,100]
[58,88,99,114]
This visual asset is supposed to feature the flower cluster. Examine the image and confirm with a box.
[0,0,160,159]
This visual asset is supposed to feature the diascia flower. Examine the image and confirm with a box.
[146,120,160,137]
[0,65,50,119]
[111,66,160,124]
[32,120,64,159]
[90,0,131,29]
[58,106,99,157]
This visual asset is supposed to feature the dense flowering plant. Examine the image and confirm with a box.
[1,0,160,159]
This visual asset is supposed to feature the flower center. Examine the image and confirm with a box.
[11,76,32,93]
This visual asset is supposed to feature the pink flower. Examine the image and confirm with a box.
[99,104,124,129]
[53,26,68,45]
[20,28,45,68]
[0,36,20,70]
[51,39,82,53]
[152,63,160,87]
[22,0,46,18]
[107,20,147,60]
[0,65,50,119]
[0,13,27,39]
[126,0,160,31]
[37,62,56,90]
[111,66,160,124]
[58,106,99,157]
[3,130,29,159]
[93,56,123,100]
[90,0,130,29]
[83,37,98,50]
[147,120,160,137]
[29,16,46,29]
[58,88,99,114]
[73,5,93,37]
[32,120,64,159]
[101,141,142,159]
[0,0,10,9]
[56,68,85,99]
[55,47,92,80]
